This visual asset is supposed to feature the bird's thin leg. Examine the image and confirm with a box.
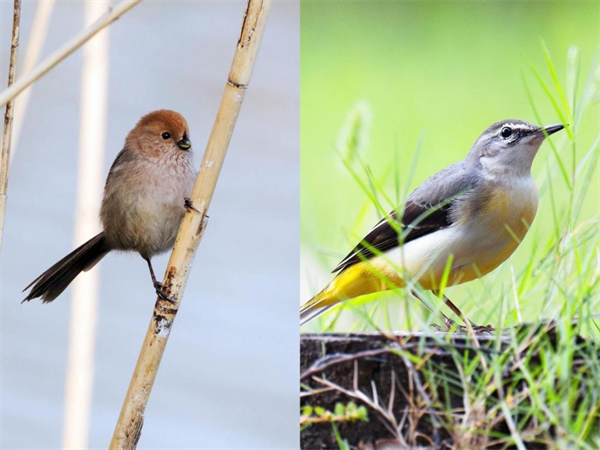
[145,257,159,286]
[432,290,494,333]
[410,290,457,331]
[144,257,175,303]
[432,290,475,326]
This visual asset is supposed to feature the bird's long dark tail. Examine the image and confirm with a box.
[22,232,111,303]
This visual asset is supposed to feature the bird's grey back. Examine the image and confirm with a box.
[407,160,481,209]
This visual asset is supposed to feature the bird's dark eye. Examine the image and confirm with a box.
[161,132,171,140]
[501,127,512,138]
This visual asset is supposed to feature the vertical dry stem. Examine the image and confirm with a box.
[109,1,272,448]
[62,2,110,447]
[0,0,22,251]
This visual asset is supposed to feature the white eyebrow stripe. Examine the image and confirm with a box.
[505,123,529,131]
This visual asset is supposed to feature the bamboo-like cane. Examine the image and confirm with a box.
[0,0,22,252]
[62,2,110,447]
[109,1,272,448]
[0,0,142,109]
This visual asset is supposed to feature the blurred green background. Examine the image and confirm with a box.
[301,1,600,331]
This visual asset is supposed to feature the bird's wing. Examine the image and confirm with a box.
[103,147,138,188]
[332,161,479,273]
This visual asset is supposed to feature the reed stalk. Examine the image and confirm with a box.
[62,2,110,447]
[0,0,22,252]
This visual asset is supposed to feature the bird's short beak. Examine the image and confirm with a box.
[177,137,192,150]
[543,123,565,136]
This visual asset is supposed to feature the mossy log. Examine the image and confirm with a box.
[300,327,597,450]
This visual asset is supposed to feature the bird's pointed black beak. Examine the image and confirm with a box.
[543,123,565,136]
[177,136,192,150]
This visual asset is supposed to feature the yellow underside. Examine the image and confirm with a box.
[305,253,504,312]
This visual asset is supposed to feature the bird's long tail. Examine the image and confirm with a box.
[22,232,111,303]
[300,263,393,326]
[300,292,335,326]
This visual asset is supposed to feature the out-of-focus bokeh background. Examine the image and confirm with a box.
[1,1,299,448]
[301,1,599,331]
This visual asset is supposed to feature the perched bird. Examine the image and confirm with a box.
[300,119,565,331]
[23,110,197,303]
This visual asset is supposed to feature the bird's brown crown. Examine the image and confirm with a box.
[135,109,190,138]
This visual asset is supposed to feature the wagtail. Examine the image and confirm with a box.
[300,119,565,331]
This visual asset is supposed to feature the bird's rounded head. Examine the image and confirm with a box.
[467,119,564,177]
[127,109,193,156]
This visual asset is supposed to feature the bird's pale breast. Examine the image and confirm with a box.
[446,177,538,285]
[102,151,196,258]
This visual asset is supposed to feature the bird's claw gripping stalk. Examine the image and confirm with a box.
[184,197,206,216]
[154,281,176,304]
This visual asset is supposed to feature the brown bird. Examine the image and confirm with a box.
[23,109,197,303]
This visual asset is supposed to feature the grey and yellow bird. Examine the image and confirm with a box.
[300,119,564,331]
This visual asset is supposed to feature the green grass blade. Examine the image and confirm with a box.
[522,70,572,190]
[542,41,574,132]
